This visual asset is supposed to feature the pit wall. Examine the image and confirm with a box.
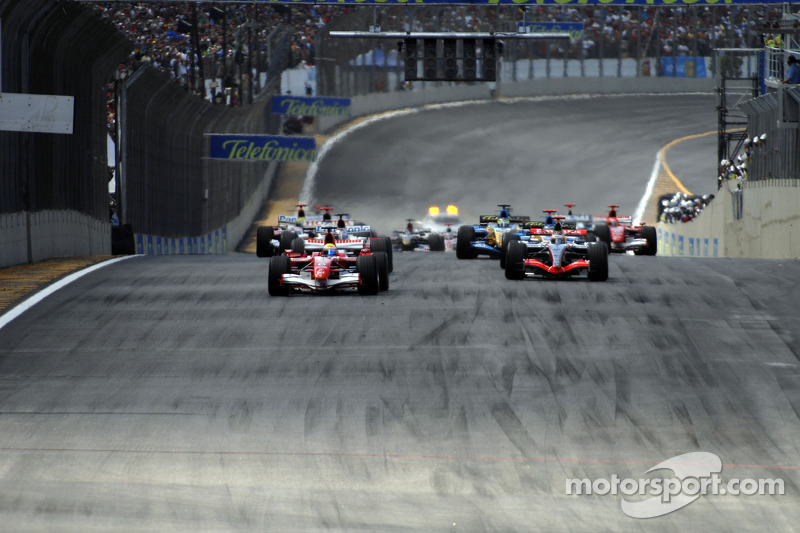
[657,179,800,259]
[0,211,110,266]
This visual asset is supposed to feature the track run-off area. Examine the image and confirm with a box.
[0,94,798,531]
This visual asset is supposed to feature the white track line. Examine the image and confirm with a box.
[0,255,138,332]
[633,150,663,226]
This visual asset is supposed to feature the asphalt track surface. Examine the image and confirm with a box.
[310,94,719,233]
[1,95,799,532]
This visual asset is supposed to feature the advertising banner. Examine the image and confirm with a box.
[660,56,707,78]
[272,95,352,117]
[518,22,584,40]
[207,134,316,162]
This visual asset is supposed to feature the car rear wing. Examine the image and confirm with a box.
[590,215,633,225]
[479,215,531,224]
[523,221,577,230]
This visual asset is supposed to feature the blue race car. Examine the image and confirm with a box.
[455,204,531,267]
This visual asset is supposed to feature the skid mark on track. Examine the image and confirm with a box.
[490,402,536,458]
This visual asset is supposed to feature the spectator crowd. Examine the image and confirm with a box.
[90,1,788,139]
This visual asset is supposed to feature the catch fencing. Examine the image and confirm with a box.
[739,87,800,181]
[0,0,130,219]
[316,4,769,97]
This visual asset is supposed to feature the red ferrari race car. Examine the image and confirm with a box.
[268,241,389,296]
[591,205,657,255]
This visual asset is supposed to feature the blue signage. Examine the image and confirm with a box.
[518,22,584,40]
[207,134,316,162]
[660,56,707,78]
[272,96,352,117]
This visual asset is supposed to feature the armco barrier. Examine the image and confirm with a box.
[657,179,800,259]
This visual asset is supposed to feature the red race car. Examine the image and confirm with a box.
[591,205,657,255]
[268,241,389,296]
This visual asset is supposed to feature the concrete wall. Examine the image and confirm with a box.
[0,211,111,268]
[0,159,279,265]
[657,179,800,259]
[317,76,714,134]
[131,161,279,256]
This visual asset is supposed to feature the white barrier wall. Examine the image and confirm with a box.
[317,77,714,134]
[657,179,800,259]
[0,210,111,268]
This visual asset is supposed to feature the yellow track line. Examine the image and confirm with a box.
[659,130,717,196]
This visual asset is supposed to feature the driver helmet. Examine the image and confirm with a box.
[497,217,510,228]
[324,243,337,257]
[550,233,566,245]
[608,218,619,227]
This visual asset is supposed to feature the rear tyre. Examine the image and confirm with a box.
[268,254,291,295]
[256,226,275,257]
[356,255,379,295]
[456,226,476,259]
[500,233,520,269]
[291,237,305,255]
[587,242,609,281]
[279,231,297,254]
[504,241,526,280]
[428,233,445,252]
[374,251,390,291]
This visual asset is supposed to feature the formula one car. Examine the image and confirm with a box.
[504,231,608,282]
[426,204,460,226]
[523,212,591,242]
[268,242,389,296]
[456,204,531,265]
[288,228,394,272]
[591,205,657,255]
[256,205,375,257]
[392,219,446,252]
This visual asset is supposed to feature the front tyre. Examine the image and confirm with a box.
[428,233,445,252]
[268,254,291,295]
[500,233,520,269]
[504,240,526,280]
[356,255,380,295]
[587,242,608,281]
[642,225,657,256]
[592,224,611,255]
[456,226,476,259]
[256,226,275,257]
